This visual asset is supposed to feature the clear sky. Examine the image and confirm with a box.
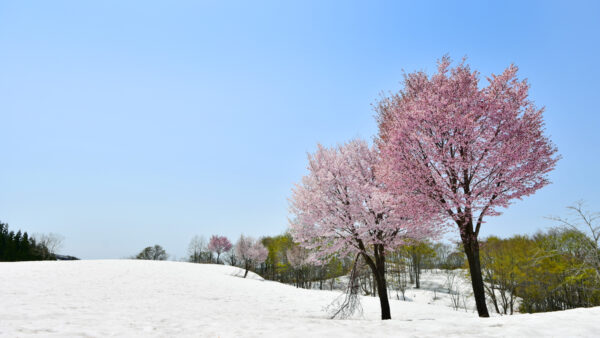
[1,1,599,259]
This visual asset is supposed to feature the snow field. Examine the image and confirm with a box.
[1,260,599,337]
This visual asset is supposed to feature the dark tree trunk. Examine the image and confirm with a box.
[415,270,420,288]
[362,244,392,320]
[411,248,421,289]
[374,256,391,320]
[414,255,421,289]
[460,225,490,317]
[244,260,250,278]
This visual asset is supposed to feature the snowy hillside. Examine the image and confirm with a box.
[1,260,599,337]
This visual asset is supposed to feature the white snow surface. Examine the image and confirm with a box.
[1,260,599,337]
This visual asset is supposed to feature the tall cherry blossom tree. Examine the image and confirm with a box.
[208,235,232,264]
[235,235,268,278]
[289,139,439,320]
[376,57,559,317]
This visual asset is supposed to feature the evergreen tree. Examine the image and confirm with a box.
[0,221,55,261]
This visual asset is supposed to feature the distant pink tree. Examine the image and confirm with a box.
[376,57,559,317]
[289,139,439,320]
[235,235,268,278]
[208,235,232,264]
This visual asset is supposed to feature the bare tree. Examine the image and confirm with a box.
[549,201,600,281]
[223,250,237,266]
[432,243,452,269]
[187,235,211,263]
[445,270,462,311]
[34,233,64,257]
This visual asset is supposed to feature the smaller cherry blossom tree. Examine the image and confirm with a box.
[208,235,232,264]
[289,139,440,320]
[235,235,268,278]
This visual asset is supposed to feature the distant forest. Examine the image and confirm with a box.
[0,222,55,261]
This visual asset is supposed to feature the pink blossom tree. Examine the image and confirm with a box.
[208,235,232,264]
[289,139,439,320]
[376,57,559,317]
[235,235,268,278]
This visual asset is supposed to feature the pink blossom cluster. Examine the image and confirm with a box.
[235,235,268,264]
[289,139,441,261]
[376,56,559,235]
[208,235,232,255]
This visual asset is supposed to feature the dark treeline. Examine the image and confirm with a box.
[0,222,55,261]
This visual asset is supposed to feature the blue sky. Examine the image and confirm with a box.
[1,1,599,259]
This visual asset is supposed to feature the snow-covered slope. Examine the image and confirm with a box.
[1,260,598,337]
